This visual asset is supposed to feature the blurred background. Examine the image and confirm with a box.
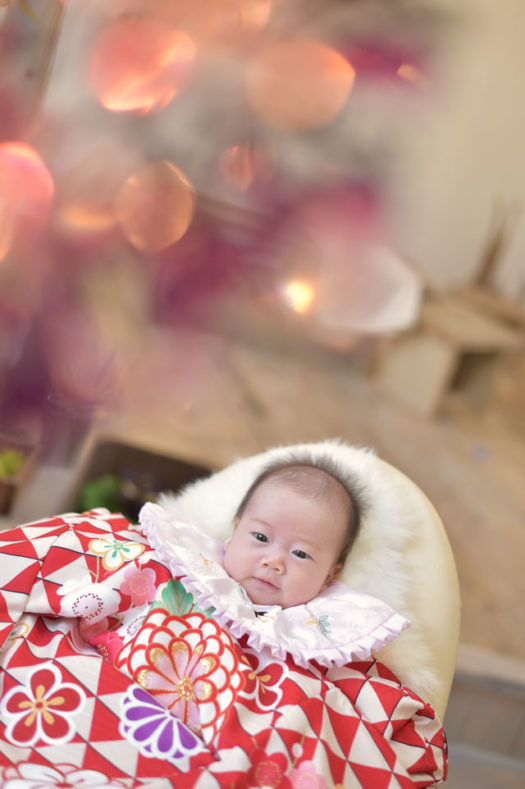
[0,1,524,785]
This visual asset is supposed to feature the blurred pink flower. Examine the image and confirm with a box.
[289,761,327,789]
[120,565,156,606]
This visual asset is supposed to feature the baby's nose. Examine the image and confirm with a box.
[262,547,285,573]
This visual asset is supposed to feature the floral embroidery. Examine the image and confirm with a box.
[289,760,327,788]
[239,645,287,712]
[160,579,198,616]
[0,663,85,746]
[120,684,206,769]
[0,762,129,787]
[317,616,331,638]
[88,537,145,571]
[247,749,292,788]
[90,629,125,663]
[59,581,120,624]
[125,608,244,743]
[117,604,150,643]
[307,615,331,637]
[120,565,156,606]
[0,621,29,656]
[157,579,214,618]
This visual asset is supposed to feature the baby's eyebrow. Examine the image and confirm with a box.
[251,517,273,528]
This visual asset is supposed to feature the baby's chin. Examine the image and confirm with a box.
[243,582,313,610]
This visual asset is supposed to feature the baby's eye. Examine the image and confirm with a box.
[292,549,310,560]
[253,532,269,543]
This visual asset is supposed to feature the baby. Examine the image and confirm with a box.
[223,454,366,609]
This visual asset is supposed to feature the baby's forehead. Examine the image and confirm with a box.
[252,465,351,510]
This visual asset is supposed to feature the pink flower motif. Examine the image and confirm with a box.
[289,761,327,789]
[0,663,85,746]
[247,749,292,788]
[120,565,156,606]
[89,630,125,663]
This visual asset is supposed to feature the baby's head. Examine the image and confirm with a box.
[223,452,366,608]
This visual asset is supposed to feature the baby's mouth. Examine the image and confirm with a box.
[253,576,279,590]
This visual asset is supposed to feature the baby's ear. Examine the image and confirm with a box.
[324,563,343,588]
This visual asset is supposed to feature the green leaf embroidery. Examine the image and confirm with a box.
[318,615,331,637]
[158,579,214,618]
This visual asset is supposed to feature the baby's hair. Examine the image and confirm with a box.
[235,450,368,565]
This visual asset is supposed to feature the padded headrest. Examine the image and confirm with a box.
[159,439,460,719]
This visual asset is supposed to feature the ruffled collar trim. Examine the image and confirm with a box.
[139,502,410,669]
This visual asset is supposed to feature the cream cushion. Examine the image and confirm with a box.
[158,440,461,720]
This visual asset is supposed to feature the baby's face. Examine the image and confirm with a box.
[223,478,346,608]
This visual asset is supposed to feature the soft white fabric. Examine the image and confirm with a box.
[158,440,456,710]
[140,502,410,669]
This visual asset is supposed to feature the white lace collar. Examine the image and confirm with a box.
[139,502,409,668]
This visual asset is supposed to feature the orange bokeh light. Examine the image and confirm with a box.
[114,160,196,253]
[397,63,428,88]
[57,202,116,234]
[219,142,273,190]
[0,141,54,261]
[88,17,196,114]
[152,0,272,44]
[246,38,355,131]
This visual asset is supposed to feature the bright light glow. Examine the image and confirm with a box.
[281,279,316,314]
[88,18,196,114]
[246,39,355,130]
[114,160,196,252]
[0,141,54,261]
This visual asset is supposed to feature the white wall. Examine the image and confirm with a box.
[394,0,525,299]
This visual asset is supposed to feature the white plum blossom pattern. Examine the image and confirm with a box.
[88,536,145,570]
[58,582,120,624]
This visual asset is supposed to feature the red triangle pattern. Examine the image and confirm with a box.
[0,540,39,560]
[326,707,361,756]
[408,745,439,777]
[334,674,370,704]
[88,697,123,742]
[80,741,131,778]
[391,718,419,747]
[2,562,39,594]
[0,622,13,643]
[370,679,404,721]
[22,523,69,541]
[362,718,398,770]
[96,657,133,697]
[350,762,394,789]
[40,544,87,577]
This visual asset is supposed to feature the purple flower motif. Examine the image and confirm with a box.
[120,684,206,769]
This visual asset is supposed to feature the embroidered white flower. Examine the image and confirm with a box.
[88,536,145,570]
[117,603,150,642]
[59,582,120,623]
[57,573,93,596]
